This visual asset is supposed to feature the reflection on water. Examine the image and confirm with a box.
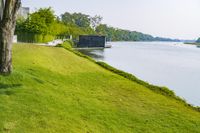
[78,42,200,106]
[78,49,105,60]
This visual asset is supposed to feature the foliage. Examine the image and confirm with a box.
[66,25,95,39]
[72,13,90,28]
[154,37,180,42]
[95,24,180,42]
[96,24,149,41]
[57,39,75,48]
[16,8,54,34]
[61,12,102,29]
[61,12,74,25]
[15,8,67,43]
[196,38,200,43]
[16,8,180,43]
[16,9,98,42]
[61,12,91,28]
[65,39,75,47]
[36,8,55,26]
[17,33,54,43]
[90,15,103,29]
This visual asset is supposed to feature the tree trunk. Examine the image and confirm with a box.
[0,0,20,75]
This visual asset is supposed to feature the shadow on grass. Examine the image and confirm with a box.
[0,83,22,95]
[0,83,22,90]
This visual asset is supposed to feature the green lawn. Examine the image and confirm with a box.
[0,44,200,133]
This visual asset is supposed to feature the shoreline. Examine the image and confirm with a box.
[184,42,200,45]
[2,43,200,132]
[60,41,200,111]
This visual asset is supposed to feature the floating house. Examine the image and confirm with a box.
[78,35,106,48]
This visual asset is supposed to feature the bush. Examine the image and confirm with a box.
[65,39,75,47]
[17,33,55,43]
[57,41,72,49]
[43,34,55,43]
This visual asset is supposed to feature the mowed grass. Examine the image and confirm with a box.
[0,44,200,133]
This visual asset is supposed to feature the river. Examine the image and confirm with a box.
[77,42,200,106]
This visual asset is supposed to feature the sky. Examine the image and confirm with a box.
[22,0,200,40]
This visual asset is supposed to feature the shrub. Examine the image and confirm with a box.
[17,33,55,43]
[65,39,75,47]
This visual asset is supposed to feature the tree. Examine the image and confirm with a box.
[73,13,91,28]
[36,8,55,26]
[196,38,200,43]
[21,8,55,34]
[61,12,74,25]
[0,0,21,74]
[90,15,102,30]
[15,8,70,43]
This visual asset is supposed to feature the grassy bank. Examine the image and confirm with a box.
[60,42,199,111]
[0,44,200,132]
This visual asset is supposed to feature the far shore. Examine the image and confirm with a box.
[184,42,200,45]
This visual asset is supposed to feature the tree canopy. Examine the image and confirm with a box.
[16,8,180,43]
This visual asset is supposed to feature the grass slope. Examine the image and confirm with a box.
[0,44,200,133]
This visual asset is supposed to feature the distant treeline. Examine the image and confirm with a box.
[196,38,200,43]
[15,8,180,43]
[95,24,181,42]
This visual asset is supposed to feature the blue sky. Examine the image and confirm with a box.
[22,0,200,40]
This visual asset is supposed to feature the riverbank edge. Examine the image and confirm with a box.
[57,41,200,112]
[184,42,200,46]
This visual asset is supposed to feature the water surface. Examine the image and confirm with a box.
[78,42,200,106]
